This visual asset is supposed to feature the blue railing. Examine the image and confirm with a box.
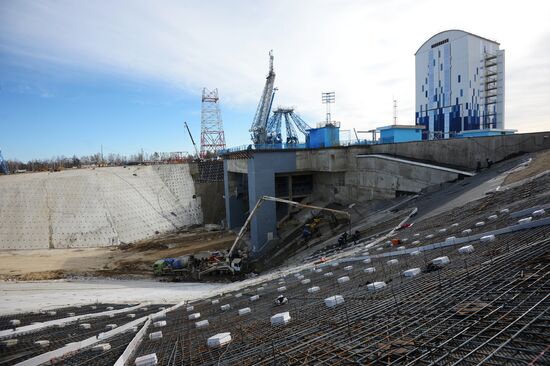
[218,139,381,155]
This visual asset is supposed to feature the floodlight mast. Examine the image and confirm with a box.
[322,92,335,124]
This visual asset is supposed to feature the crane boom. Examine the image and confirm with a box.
[184,122,200,159]
[228,195,351,258]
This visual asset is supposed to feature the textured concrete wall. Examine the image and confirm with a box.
[0,164,202,250]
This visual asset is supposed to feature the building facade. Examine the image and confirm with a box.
[415,30,505,139]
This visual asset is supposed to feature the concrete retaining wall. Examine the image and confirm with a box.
[0,164,203,250]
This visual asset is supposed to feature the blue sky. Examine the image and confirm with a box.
[1,0,550,161]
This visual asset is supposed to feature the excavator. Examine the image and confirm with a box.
[153,195,350,281]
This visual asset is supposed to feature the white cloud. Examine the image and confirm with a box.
[1,0,549,135]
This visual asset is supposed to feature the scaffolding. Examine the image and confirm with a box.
[482,53,499,129]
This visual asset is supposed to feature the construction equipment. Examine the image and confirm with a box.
[250,51,277,145]
[228,195,351,258]
[265,107,311,144]
[154,196,350,281]
[0,150,9,175]
[184,121,200,159]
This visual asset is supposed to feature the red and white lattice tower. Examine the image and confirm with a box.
[200,88,226,158]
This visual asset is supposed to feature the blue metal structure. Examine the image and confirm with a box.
[0,150,9,175]
[250,51,277,145]
[265,108,311,145]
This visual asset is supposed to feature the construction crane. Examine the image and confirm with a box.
[184,122,200,159]
[0,150,9,175]
[228,195,351,258]
[250,51,277,145]
[265,107,311,144]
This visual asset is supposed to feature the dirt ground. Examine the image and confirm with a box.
[503,149,550,185]
[0,229,236,281]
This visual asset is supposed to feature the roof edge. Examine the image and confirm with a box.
[414,29,500,55]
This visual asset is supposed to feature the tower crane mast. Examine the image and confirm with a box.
[250,51,276,145]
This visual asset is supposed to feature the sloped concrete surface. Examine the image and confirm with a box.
[0,165,202,249]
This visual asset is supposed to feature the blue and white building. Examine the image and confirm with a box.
[415,30,505,139]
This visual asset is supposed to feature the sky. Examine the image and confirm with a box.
[1,0,549,161]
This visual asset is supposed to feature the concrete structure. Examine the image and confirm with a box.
[0,164,203,250]
[377,125,424,144]
[415,30,505,139]
[224,131,550,252]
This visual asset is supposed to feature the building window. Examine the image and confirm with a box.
[425,78,427,84]
[425,90,428,98]
[458,75,461,83]
[438,80,441,87]
[433,59,435,66]
[438,50,441,58]
[460,89,463,97]
[422,85,424,92]
[466,103,469,109]
[474,74,476,82]
[456,97,459,105]
[440,64,443,71]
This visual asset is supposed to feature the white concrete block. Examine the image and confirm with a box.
[79,323,91,329]
[425,234,434,239]
[480,234,496,243]
[127,313,136,319]
[458,245,475,254]
[106,324,118,330]
[337,276,350,284]
[152,314,166,322]
[195,320,209,328]
[438,228,447,233]
[47,311,56,316]
[412,240,420,245]
[234,293,242,298]
[387,259,399,265]
[270,312,291,326]
[445,236,456,243]
[324,295,345,308]
[186,305,194,312]
[220,304,231,311]
[475,221,485,227]
[1,339,18,347]
[153,321,166,328]
[363,258,371,264]
[135,353,158,366]
[277,286,287,292]
[413,233,420,237]
[257,286,265,292]
[410,250,421,256]
[67,312,75,317]
[518,217,532,224]
[344,265,353,271]
[9,319,20,327]
[238,307,251,316]
[533,209,546,217]
[462,229,472,236]
[207,332,232,348]
[106,306,114,311]
[403,268,421,278]
[301,278,311,285]
[364,267,376,273]
[188,313,200,320]
[451,223,459,227]
[249,295,259,302]
[488,214,498,221]
[307,286,320,293]
[500,208,510,214]
[376,247,383,251]
[324,272,334,277]
[92,343,111,352]
[211,299,219,305]
[314,268,323,273]
[35,340,50,347]
[149,331,162,340]
[432,256,450,266]
[367,282,387,292]
[397,246,406,251]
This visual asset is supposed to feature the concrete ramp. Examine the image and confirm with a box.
[0,165,202,250]
[356,154,474,199]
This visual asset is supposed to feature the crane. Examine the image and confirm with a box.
[0,150,9,175]
[250,51,277,145]
[184,121,200,159]
[228,195,351,258]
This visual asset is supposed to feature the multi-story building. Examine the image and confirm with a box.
[415,30,505,139]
